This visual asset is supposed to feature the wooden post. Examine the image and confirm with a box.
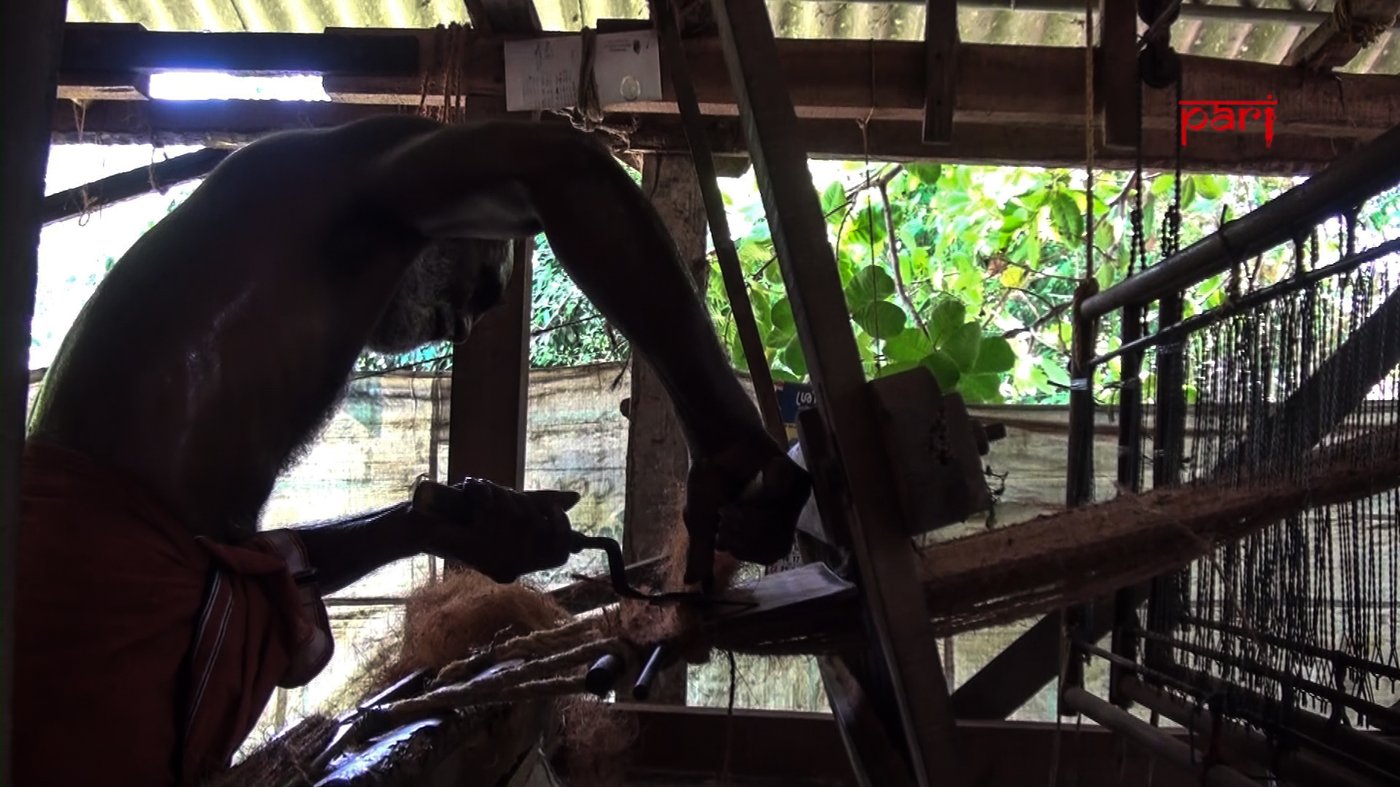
[621,153,709,704]
[1,1,69,782]
[446,237,533,490]
[1100,0,1139,151]
[921,0,958,145]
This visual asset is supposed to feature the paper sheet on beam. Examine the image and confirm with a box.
[504,31,661,112]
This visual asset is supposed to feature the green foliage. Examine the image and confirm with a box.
[707,162,1316,405]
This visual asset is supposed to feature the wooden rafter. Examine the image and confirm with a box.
[1284,0,1400,71]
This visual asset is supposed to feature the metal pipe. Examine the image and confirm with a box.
[1120,678,1388,787]
[1089,237,1400,368]
[632,644,668,701]
[1082,123,1400,321]
[1061,687,1259,787]
[585,653,624,697]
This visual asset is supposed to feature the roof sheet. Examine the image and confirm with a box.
[66,0,1399,73]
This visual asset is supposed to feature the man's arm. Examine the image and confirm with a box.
[361,121,811,581]
[291,481,578,594]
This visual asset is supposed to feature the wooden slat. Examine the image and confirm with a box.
[1284,0,1400,71]
[705,0,965,783]
[2,2,70,783]
[921,0,957,145]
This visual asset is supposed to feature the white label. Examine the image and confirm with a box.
[503,31,662,113]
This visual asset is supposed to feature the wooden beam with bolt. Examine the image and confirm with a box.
[1284,0,1400,72]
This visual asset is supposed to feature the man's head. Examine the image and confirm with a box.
[367,238,514,354]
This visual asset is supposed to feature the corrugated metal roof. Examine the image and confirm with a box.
[66,0,1400,73]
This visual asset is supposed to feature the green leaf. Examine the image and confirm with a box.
[942,321,982,370]
[821,181,847,217]
[1050,191,1083,244]
[1041,357,1072,388]
[919,350,961,390]
[875,360,920,378]
[767,297,796,347]
[958,372,1004,404]
[781,340,807,378]
[907,163,942,187]
[883,328,934,363]
[1194,174,1224,200]
[928,300,965,345]
[844,265,897,308]
[972,336,1016,373]
[852,301,907,339]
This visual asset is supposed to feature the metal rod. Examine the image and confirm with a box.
[1145,293,1187,673]
[1136,629,1400,729]
[1110,302,1146,707]
[1082,123,1400,321]
[632,644,668,701]
[1062,285,1098,707]
[1060,687,1259,787]
[1120,678,1390,787]
[41,147,231,226]
[1178,613,1400,684]
[1089,237,1400,368]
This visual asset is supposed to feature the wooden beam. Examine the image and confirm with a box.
[618,704,1198,787]
[55,99,1372,176]
[1284,0,1400,71]
[706,0,965,784]
[921,0,957,145]
[446,237,533,490]
[2,2,69,783]
[53,26,1400,142]
[41,147,230,225]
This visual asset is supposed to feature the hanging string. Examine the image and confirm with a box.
[1082,0,1095,283]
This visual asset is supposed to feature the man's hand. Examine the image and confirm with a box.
[412,479,580,583]
[682,439,812,585]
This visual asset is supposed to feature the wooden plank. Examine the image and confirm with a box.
[705,0,965,784]
[619,704,1198,787]
[1099,0,1139,151]
[41,147,230,225]
[52,26,1400,141]
[446,237,533,490]
[54,98,1373,176]
[2,2,70,783]
[921,0,957,145]
[1284,0,1400,71]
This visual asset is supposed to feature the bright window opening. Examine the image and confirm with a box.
[147,71,330,101]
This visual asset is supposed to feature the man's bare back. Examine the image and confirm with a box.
[17,117,810,785]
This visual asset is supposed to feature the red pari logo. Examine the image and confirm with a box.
[1179,95,1276,148]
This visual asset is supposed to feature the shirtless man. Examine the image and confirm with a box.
[16,116,809,787]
